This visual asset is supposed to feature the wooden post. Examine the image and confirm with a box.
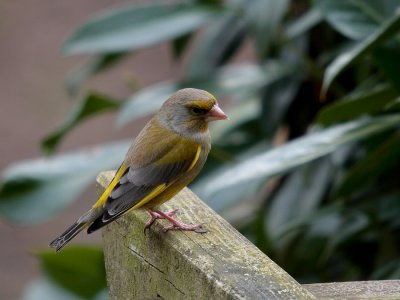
[304,280,400,300]
[98,171,315,300]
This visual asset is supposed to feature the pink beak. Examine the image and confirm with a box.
[207,105,228,122]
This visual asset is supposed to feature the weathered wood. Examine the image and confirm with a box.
[304,280,400,300]
[98,171,315,300]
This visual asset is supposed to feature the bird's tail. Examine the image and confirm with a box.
[49,208,104,252]
[49,221,88,252]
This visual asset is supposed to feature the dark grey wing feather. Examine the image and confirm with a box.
[105,159,193,218]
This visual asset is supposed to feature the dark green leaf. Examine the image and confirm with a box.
[371,259,400,279]
[171,33,192,61]
[334,133,400,197]
[321,10,400,97]
[63,2,221,54]
[373,44,400,91]
[245,0,289,58]
[41,92,121,154]
[196,114,400,204]
[66,53,126,96]
[284,8,323,39]
[316,84,399,126]
[0,141,129,224]
[266,158,335,246]
[314,0,399,40]
[37,246,106,299]
[185,12,246,79]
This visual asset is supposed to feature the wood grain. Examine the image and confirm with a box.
[98,171,315,300]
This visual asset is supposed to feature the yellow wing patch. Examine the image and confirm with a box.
[188,145,201,171]
[92,163,128,209]
[129,183,167,210]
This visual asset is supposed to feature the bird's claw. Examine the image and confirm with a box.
[162,223,207,234]
[143,209,178,234]
[144,209,207,234]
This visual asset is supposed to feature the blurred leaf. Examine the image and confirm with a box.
[321,9,400,97]
[196,114,400,206]
[334,133,400,197]
[245,0,289,58]
[66,53,126,96]
[260,73,302,135]
[37,246,106,299]
[117,82,177,127]
[314,0,399,40]
[0,141,129,224]
[266,158,335,246]
[211,95,260,142]
[185,12,246,79]
[23,278,82,300]
[373,44,400,91]
[22,277,108,300]
[117,62,292,126]
[63,2,222,54]
[284,8,323,39]
[41,93,121,154]
[322,210,370,260]
[171,33,192,61]
[371,258,400,279]
[316,84,399,126]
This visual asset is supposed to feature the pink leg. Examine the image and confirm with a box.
[144,209,207,234]
[144,209,177,233]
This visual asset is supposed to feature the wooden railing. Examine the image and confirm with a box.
[98,171,400,300]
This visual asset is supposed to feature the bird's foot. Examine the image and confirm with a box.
[156,210,207,234]
[144,209,177,233]
[144,209,207,234]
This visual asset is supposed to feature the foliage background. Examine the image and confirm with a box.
[1,0,400,299]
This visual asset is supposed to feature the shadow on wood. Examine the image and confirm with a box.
[98,171,315,300]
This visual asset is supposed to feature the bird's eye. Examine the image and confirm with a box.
[190,107,208,116]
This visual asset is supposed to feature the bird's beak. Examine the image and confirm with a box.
[207,105,229,122]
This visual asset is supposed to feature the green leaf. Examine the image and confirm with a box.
[373,44,400,91]
[334,133,400,197]
[66,53,126,96]
[0,141,129,224]
[266,158,335,247]
[171,33,192,61]
[316,84,399,126]
[185,12,246,79]
[117,62,293,126]
[195,114,400,205]
[284,8,323,39]
[314,0,399,40]
[117,82,177,127]
[37,246,106,299]
[63,2,221,54]
[321,9,400,97]
[245,0,289,58]
[41,92,121,154]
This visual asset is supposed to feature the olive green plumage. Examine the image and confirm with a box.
[49,88,227,251]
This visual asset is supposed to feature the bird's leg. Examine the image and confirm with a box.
[144,209,177,233]
[154,210,207,234]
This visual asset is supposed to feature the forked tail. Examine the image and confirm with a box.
[49,221,88,252]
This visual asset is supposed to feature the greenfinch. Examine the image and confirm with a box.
[50,88,228,251]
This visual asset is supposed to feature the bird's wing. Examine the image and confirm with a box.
[87,135,201,233]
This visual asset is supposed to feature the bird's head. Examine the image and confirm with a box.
[157,88,228,138]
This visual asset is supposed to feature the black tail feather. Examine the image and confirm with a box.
[49,222,87,252]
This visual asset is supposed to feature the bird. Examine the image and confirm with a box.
[49,88,228,251]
